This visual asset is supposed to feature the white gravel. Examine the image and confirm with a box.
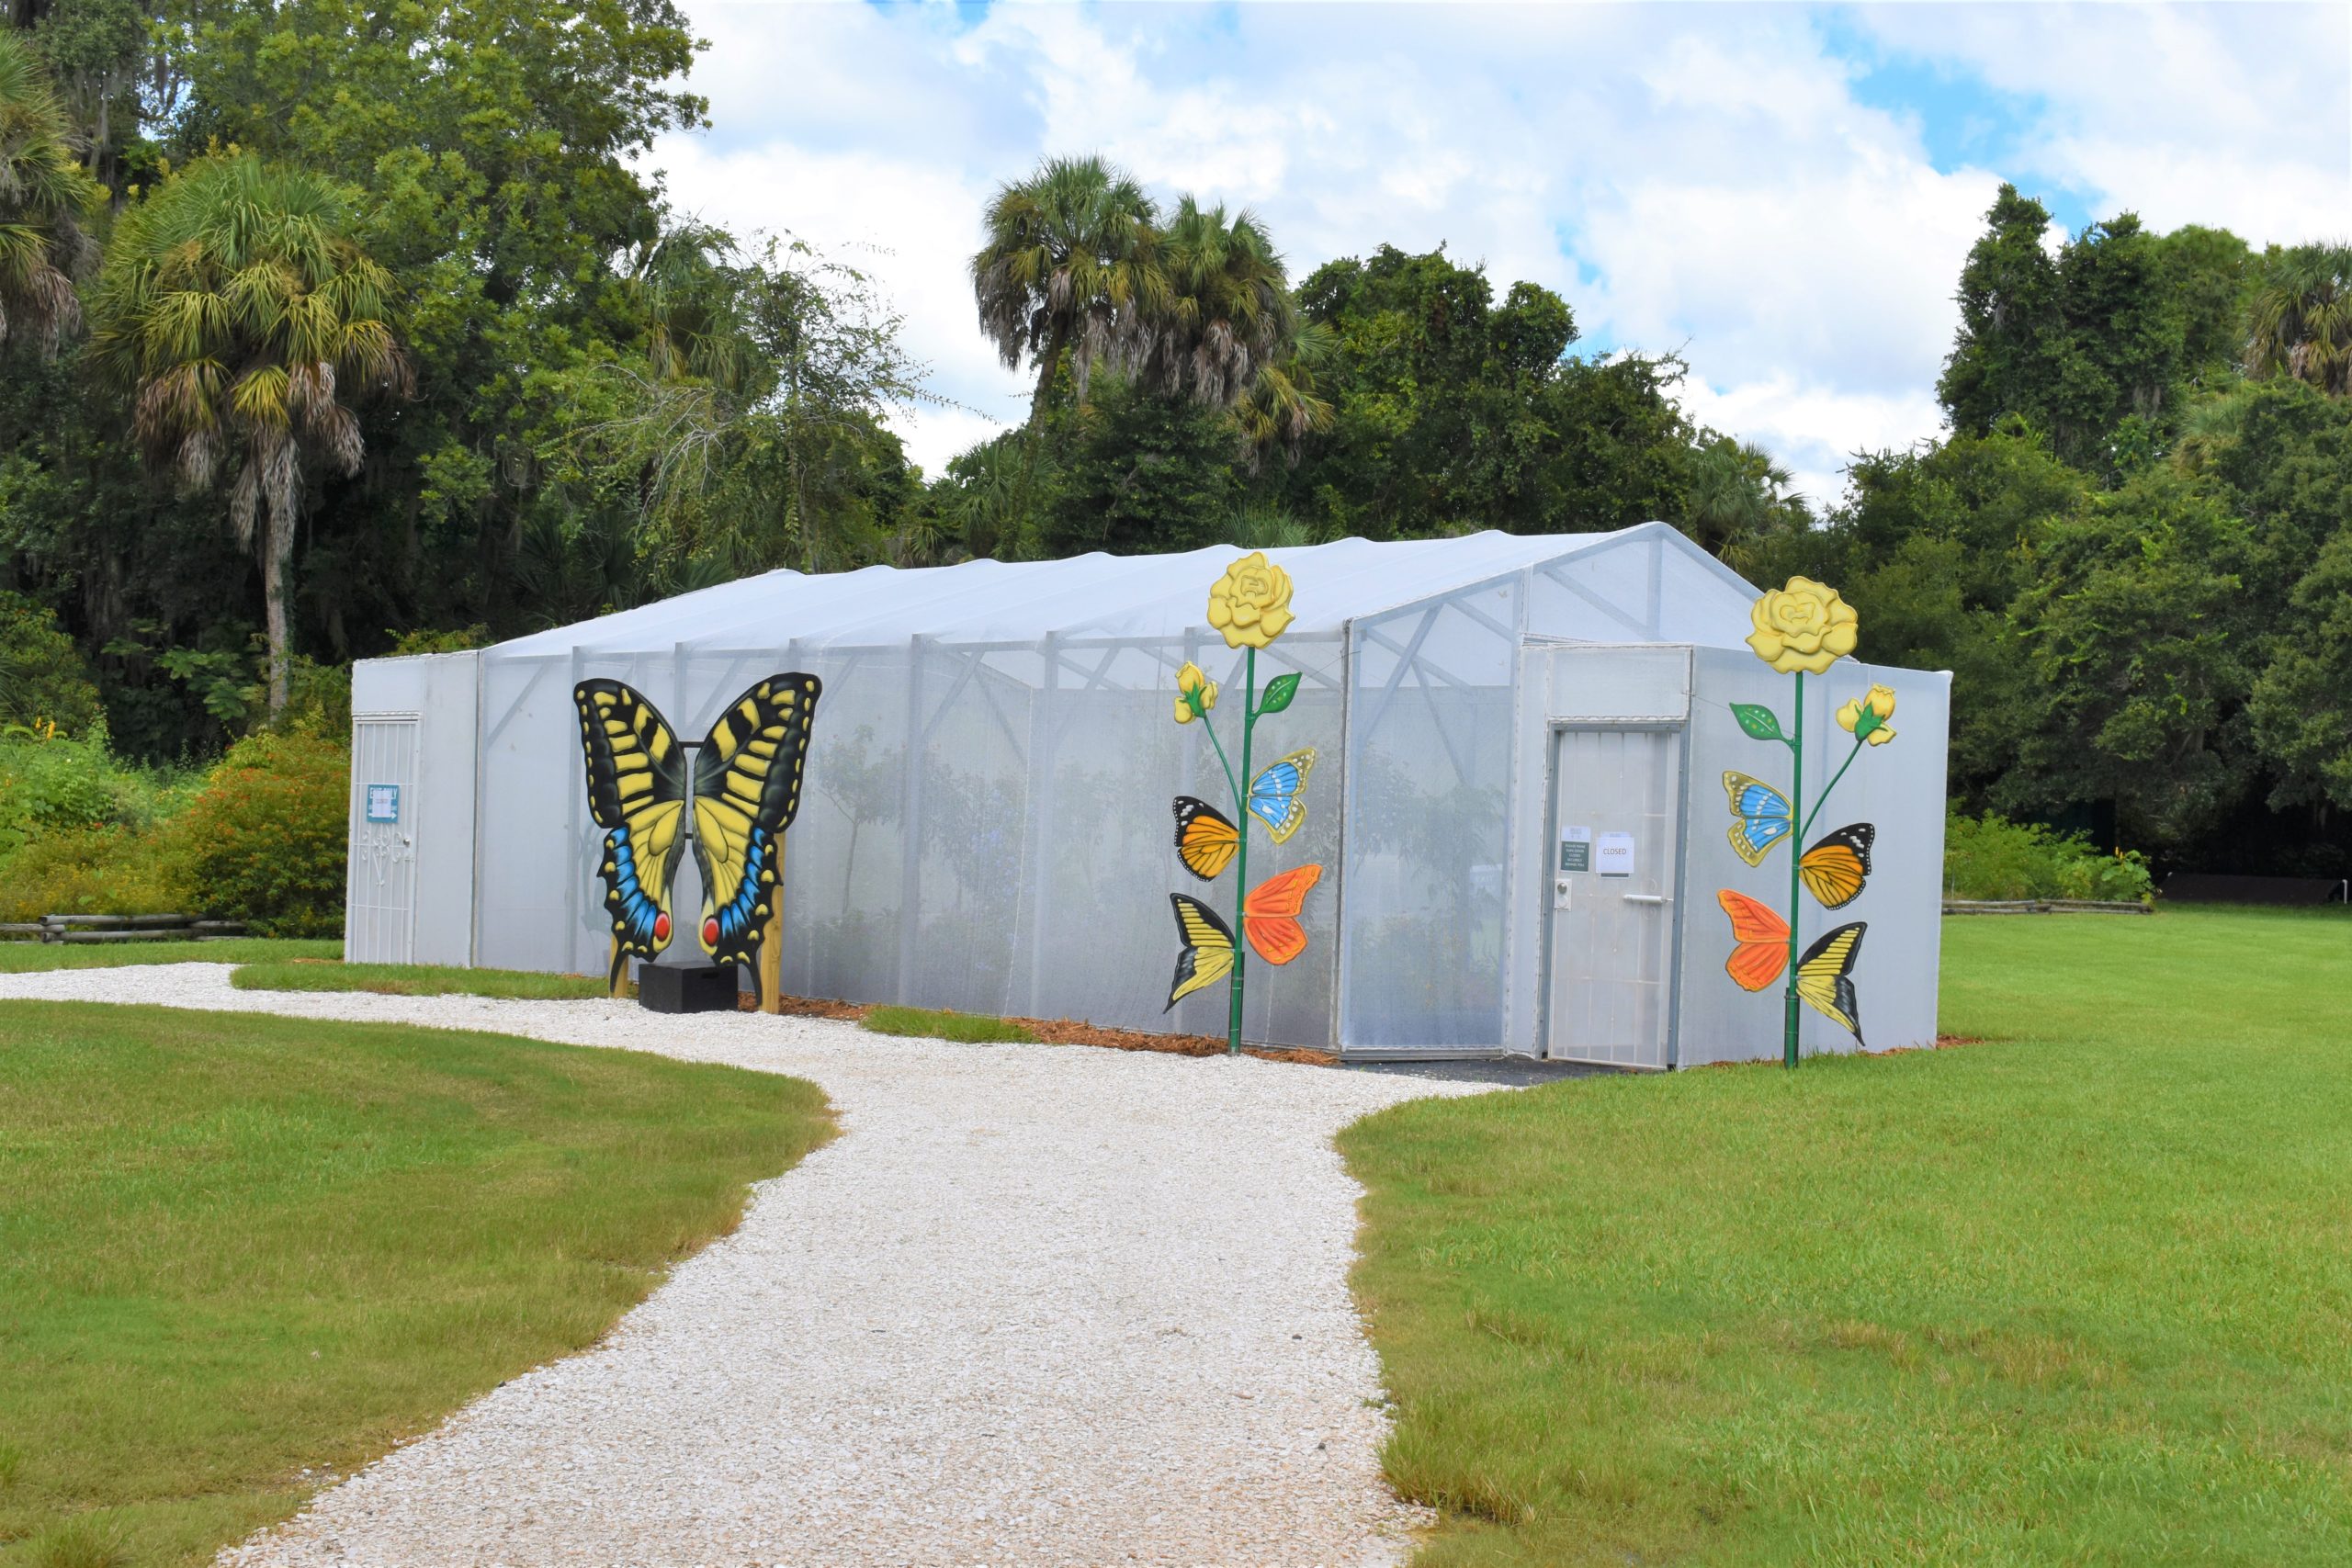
[0,963,1502,1567]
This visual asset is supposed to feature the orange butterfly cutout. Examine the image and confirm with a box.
[1719,888,1790,991]
[1243,864,1323,965]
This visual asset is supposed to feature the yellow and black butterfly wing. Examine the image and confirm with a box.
[1800,823,1874,910]
[1173,795,1240,881]
[574,680,689,982]
[1166,894,1236,1010]
[689,674,822,976]
[1794,920,1866,1046]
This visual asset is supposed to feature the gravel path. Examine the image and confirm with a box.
[0,964,1500,1567]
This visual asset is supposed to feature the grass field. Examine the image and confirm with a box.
[0,938,339,972]
[861,1004,1040,1043]
[1342,906,2352,1566]
[0,1003,831,1568]
[230,960,608,1000]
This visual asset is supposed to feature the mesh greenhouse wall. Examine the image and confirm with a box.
[463,526,1762,1051]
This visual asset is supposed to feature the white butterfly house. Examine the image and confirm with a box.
[344,524,1951,1066]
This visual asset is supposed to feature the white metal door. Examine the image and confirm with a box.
[1544,727,1681,1067]
[347,716,420,963]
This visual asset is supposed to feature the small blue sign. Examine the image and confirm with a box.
[365,784,401,823]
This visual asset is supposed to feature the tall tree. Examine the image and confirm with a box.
[90,154,410,716]
[2245,243,2352,398]
[970,154,1163,423]
[1939,184,2068,443]
[0,29,95,355]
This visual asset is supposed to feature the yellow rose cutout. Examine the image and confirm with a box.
[1747,576,1859,676]
[1206,551,1295,650]
[1171,660,1218,725]
[1836,682,1898,746]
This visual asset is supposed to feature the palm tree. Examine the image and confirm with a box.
[2245,243,2352,397]
[971,154,1163,424]
[90,154,410,717]
[1142,197,1295,408]
[1229,319,1335,470]
[0,31,98,355]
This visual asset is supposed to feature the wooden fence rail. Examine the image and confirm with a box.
[0,914,249,944]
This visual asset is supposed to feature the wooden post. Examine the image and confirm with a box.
[608,938,629,1000]
[758,836,786,1014]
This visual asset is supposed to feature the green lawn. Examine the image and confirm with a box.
[230,960,607,1000]
[0,1003,831,1568]
[1341,906,2352,1567]
[0,938,340,972]
[861,1004,1039,1043]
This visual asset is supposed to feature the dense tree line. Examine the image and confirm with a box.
[3,9,2349,873]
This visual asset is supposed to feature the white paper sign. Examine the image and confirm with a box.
[1596,830,1636,878]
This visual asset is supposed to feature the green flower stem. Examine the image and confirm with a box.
[1199,695,1244,816]
[1784,671,1804,1071]
[1800,735,1866,842]
[1227,646,1257,1056]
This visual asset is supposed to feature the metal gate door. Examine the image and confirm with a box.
[347,716,420,963]
[1544,726,1683,1067]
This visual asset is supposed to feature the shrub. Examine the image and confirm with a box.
[1944,809,2154,903]
[0,736,126,854]
[0,826,176,923]
[0,590,104,738]
[157,731,350,937]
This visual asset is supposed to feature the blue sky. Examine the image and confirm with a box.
[654,1,2352,508]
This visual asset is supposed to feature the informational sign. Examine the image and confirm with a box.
[1557,825,1592,873]
[1596,830,1636,877]
[365,784,401,823]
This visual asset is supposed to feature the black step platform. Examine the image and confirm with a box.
[638,963,741,1013]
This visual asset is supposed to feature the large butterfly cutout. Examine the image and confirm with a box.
[1249,749,1317,843]
[574,674,820,995]
[1721,773,1873,909]
[1716,888,1867,1045]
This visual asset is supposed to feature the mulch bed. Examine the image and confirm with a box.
[747,992,1336,1066]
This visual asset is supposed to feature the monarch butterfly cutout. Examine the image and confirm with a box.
[1166,894,1236,1010]
[1243,863,1323,965]
[573,674,821,998]
[1722,772,1874,909]
[1797,822,1873,909]
[1172,795,1241,881]
[1715,889,1867,1045]
[1248,748,1317,843]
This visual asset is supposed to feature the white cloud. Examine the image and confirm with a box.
[653,1,2350,506]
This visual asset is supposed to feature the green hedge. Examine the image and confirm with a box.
[1944,808,2154,903]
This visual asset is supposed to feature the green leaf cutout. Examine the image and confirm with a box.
[1258,671,1301,716]
[1731,703,1785,742]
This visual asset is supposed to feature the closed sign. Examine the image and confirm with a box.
[1596,830,1635,877]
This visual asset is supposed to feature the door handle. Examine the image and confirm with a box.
[1621,894,1668,906]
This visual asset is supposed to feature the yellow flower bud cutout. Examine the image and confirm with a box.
[1747,576,1859,676]
[1171,660,1218,725]
[1206,551,1295,650]
[1836,683,1898,746]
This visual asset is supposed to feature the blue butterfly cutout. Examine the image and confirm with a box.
[1723,771,1792,866]
[1248,748,1317,844]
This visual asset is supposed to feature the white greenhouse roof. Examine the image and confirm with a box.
[492,521,1758,656]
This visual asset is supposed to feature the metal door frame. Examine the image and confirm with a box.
[349,711,423,964]
[1535,718,1690,1068]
